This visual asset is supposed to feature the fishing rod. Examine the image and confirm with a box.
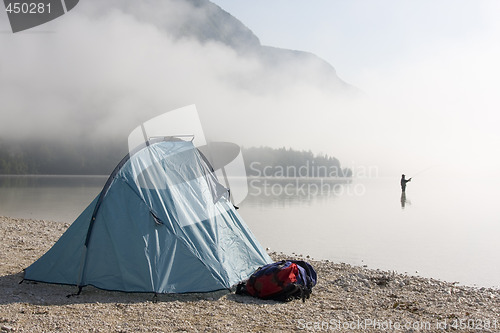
[409,165,436,179]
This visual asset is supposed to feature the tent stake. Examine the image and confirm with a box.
[66,286,83,298]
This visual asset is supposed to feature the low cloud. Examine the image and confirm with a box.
[0,0,351,151]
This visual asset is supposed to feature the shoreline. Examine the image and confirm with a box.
[1,216,499,332]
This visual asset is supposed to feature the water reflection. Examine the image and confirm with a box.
[242,177,353,207]
[400,192,411,209]
[0,175,354,218]
[0,175,107,188]
[0,175,106,221]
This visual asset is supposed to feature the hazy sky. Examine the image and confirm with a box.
[210,0,500,177]
[1,0,499,178]
[211,0,493,85]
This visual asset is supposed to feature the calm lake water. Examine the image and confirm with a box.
[1,174,499,288]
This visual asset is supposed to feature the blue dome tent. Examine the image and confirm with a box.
[24,138,271,293]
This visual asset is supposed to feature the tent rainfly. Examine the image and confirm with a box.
[24,138,271,293]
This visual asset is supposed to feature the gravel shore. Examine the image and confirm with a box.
[1,216,498,332]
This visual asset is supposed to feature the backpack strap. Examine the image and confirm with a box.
[290,260,317,301]
[235,281,250,296]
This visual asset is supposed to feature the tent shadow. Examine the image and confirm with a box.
[0,271,230,306]
[225,293,281,305]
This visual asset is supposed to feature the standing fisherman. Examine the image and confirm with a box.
[401,174,411,192]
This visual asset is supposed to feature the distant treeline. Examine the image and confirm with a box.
[242,146,352,178]
[0,139,126,175]
[0,139,351,177]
